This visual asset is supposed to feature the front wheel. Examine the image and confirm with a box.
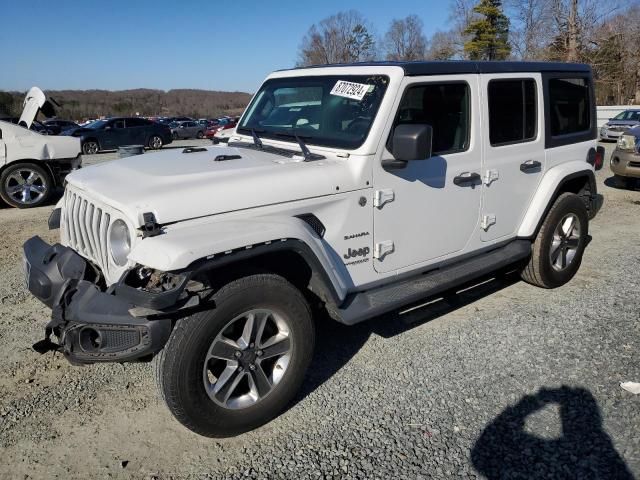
[155,274,315,437]
[196,130,204,139]
[521,192,588,288]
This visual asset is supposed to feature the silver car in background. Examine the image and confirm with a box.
[170,120,205,140]
[600,109,640,141]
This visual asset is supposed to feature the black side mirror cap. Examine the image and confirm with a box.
[391,124,433,162]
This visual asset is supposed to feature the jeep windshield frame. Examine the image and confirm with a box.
[237,75,390,150]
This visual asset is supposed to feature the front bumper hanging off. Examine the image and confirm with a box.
[23,236,172,364]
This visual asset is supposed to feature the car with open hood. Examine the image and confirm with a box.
[0,87,81,208]
[23,62,603,438]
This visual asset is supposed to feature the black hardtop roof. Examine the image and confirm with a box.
[284,60,592,76]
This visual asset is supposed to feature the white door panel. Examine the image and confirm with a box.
[480,73,545,242]
[373,74,482,273]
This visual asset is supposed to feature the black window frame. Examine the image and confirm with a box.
[542,72,596,149]
[487,78,538,147]
[388,80,472,156]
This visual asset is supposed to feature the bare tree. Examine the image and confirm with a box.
[426,31,459,60]
[297,11,377,66]
[506,0,554,59]
[383,15,428,61]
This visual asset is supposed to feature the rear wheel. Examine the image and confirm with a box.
[155,274,314,437]
[148,135,163,150]
[0,162,52,208]
[521,193,588,288]
[82,140,99,155]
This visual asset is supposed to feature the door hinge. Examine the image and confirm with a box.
[483,169,499,186]
[481,214,496,231]
[374,240,395,260]
[373,189,395,208]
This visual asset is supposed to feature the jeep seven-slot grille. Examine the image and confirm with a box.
[63,189,111,274]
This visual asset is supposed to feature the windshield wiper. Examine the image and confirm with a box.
[251,128,263,149]
[273,132,324,161]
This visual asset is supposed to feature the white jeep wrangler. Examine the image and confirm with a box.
[0,87,82,208]
[23,61,604,437]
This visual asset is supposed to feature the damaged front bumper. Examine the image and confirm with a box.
[23,236,174,364]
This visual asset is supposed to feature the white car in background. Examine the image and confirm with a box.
[0,87,81,208]
[599,109,640,141]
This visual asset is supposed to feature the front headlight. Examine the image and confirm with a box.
[109,219,132,266]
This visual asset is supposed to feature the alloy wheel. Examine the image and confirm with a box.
[550,213,581,271]
[3,168,47,206]
[202,309,292,410]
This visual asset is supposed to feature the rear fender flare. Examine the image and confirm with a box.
[518,162,596,238]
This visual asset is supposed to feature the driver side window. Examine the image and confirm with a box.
[112,120,125,129]
[391,82,470,155]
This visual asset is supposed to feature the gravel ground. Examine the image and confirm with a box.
[0,140,638,479]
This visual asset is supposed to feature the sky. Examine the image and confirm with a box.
[0,0,452,93]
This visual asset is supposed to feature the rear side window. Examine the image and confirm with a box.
[488,79,537,146]
[392,82,470,155]
[549,78,590,136]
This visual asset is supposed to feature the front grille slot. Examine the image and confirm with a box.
[62,189,113,277]
[629,161,640,168]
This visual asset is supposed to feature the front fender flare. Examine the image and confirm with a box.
[517,161,595,238]
[128,216,349,304]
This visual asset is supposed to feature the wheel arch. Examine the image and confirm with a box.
[128,217,350,307]
[518,162,596,238]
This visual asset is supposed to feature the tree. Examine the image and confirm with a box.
[297,11,376,66]
[464,0,511,60]
[426,31,458,60]
[383,15,427,61]
[506,0,554,59]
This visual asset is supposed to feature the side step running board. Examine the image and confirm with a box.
[337,240,531,325]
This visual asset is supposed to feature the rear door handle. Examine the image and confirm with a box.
[520,160,542,172]
[453,172,481,186]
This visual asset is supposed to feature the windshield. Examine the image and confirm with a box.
[238,75,389,149]
[613,111,640,121]
[85,120,108,129]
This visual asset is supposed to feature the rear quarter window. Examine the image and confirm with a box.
[549,78,590,136]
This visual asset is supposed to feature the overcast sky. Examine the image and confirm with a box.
[1,0,452,93]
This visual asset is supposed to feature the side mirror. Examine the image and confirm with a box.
[390,124,433,164]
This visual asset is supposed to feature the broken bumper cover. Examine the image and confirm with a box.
[23,236,171,364]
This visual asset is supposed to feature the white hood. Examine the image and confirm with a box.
[65,144,367,225]
[17,86,59,128]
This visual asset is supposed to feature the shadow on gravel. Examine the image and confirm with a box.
[293,272,521,409]
[471,386,634,479]
[604,175,640,191]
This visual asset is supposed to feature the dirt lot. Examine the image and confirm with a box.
[0,140,638,479]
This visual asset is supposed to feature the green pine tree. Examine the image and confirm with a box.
[464,0,511,60]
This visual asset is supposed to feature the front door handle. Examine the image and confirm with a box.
[520,160,542,172]
[453,172,481,186]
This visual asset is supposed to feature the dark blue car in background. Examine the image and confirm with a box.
[64,117,172,154]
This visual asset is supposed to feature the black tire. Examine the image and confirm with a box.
[521,192,588,288]
[82,140,99,155]
[148,135,163,150]
[0,162,52,208]
[196,130,204,139]
[156,274,314,437]
[172,132,178,140]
